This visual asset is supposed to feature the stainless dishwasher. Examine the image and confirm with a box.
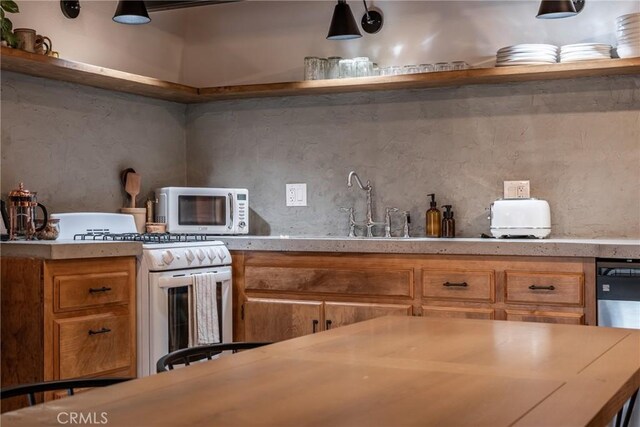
[597,259,640,427]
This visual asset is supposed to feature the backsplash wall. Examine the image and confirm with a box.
[186,75,640,238]
[1,72,187,214]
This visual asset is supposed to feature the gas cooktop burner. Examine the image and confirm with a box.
[73,232,222,244]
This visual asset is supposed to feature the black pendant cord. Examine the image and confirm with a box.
[362,0,372,24]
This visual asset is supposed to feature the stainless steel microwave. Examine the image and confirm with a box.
[155,187,248,234]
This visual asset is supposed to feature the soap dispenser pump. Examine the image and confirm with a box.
[426,194,441,238]
[442,205,455,238]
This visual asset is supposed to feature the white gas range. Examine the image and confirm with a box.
[53,213,233,377]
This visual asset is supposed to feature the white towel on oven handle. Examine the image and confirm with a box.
[188,272,220,346]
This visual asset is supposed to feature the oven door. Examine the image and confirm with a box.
[167,189,234,234]
[147,266,232,376]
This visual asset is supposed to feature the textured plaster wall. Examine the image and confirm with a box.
[186,76,640,238]
[1,72,187,214]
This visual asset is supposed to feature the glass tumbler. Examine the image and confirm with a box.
[403,65,420,74]
[434,62,452,72]
[327,56,342,79]
[318,58,328,79]
[451,61,470,70]
[419,64,434,73]
[339,59,355,78]
[354,57,372,77]
[304,57,321,80]
[390,66,402,75]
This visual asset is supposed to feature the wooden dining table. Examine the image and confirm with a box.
[3,316,640,427]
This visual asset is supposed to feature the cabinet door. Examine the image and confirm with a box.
[244,298,322,342]
[323,302,412,330]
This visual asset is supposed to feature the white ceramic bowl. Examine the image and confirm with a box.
[497,44,557,54]
[617,45,640,58]
[616,13,640,25]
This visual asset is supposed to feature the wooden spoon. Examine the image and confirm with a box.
[125,172,141,208]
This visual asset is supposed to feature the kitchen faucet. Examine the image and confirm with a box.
[347,171,384,237]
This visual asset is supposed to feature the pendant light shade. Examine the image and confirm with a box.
[327,0,362,40]
[113,1,151,25]
[536,0,584,19]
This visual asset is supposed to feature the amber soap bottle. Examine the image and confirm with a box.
[442,205,455,238]
[426,194,441,238]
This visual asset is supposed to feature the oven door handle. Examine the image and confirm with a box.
[157,271,232,289]
[228,193,234,230]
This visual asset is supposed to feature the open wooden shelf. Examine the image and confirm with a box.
[2,46,640,104]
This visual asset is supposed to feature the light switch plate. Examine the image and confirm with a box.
[504,180,530,199]
[286,183,307,207]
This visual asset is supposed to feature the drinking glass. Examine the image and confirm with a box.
[434,62,452,72]
[339,59,355,78]
[379,66,391,76]
[403,65,420,74]
[327,56,342,79]
[304,57,325,80]
[354,57,372,77]
[451,61,470,70]
[318,58,328,79]
[419,63,434,73]
[390,66,402,75]
[371,63,380,76]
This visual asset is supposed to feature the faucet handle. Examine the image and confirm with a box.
[339,207,356,238]
[384,207,399,238]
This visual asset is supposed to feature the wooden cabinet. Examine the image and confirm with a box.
[233,252,596,342]
[1,256,136,413]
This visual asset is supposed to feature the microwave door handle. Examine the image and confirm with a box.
[228,193,234,230]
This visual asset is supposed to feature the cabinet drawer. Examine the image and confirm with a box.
[422,306,495,320]
[505,309,584,325]
[55,272,130,312]
[55,313,131,378]
[245,266,413,298]
[422,270,495,302]
[505,271,584,306]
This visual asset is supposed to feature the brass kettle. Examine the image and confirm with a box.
[6,182,48,240]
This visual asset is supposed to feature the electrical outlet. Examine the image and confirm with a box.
[286,183,307,207]
[503,180,530,199]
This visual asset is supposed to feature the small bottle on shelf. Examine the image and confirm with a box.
[426,194,441,238]
[442,205,455,238]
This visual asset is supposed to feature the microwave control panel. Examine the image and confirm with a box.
[236,191,249,233]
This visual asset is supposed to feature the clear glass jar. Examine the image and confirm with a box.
[419,63,434,73]
[390,65,402,75]
[434,62,452,72]
[339,59,355,78]
[327,56,342,79]
[36,218,60,240]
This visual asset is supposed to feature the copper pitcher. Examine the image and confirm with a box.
[7,182,48,240]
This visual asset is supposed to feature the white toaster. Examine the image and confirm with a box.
[489,199,551,238]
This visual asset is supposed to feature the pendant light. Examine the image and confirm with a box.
[113,0,151,25]
[536,0,585,19]
[327,0,362,40]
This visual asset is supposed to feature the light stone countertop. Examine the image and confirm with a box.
[0,240,142,260]
[0,237,638,260]
[216,236,640,259]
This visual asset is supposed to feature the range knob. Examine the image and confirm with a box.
[185,249,195,263]
[238,221,246,229]
[196,249,206,262]
[161,250,174,265]
[206,248,216,261]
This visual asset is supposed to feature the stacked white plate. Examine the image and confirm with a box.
[495,44,558,67]
[559,43,612,62]
[616,13,640,58]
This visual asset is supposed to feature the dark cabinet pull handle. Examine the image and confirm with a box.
[443,282,468,287]
[89,286,112,293]
[88,327,111,336]
[312,320,319,333]
[326,320,332,330]
[529,285,556,291]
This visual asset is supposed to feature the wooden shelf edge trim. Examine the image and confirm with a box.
[3,47,639,104]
